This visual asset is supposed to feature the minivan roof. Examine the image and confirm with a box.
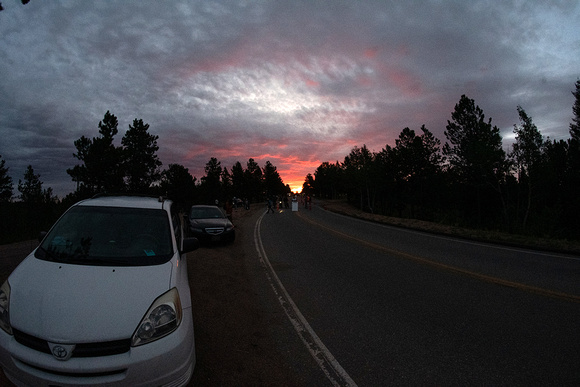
[76,195,171,210]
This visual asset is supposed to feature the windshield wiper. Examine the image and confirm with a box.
[36,247,80,263]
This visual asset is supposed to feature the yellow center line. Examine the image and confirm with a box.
[297,211,580,304]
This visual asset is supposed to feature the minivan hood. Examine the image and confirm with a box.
[8,253,173,343]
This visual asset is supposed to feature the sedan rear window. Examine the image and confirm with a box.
[36,206,173,266]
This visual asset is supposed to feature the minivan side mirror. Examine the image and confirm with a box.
[181,237,199,254]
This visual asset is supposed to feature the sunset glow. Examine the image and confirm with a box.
[0,2,577,196]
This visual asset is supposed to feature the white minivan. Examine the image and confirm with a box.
[0,195,199,386]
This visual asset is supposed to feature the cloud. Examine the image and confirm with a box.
[0,0,578,196]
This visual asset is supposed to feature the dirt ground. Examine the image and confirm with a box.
[188,204,302,386]
[0,204,301,386]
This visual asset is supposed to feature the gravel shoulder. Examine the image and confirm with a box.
[189,205,304,385]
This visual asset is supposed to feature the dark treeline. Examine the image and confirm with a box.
[309,80,580,240]
[0,162,60,244]
[0,110,290,243]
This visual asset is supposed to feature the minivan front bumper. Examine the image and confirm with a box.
[0,310,195,387]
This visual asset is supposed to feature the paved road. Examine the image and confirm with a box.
[257,203,580,385]
[2,204,579,385]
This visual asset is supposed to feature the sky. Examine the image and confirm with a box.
[1,0,579,196]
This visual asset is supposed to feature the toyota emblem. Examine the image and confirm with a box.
[48,342,75,361]
[52,345,67,359]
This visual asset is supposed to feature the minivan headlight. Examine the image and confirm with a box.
[0,281,12,335]
[131,288,182,346]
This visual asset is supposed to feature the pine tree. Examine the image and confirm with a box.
[443,95,507,225]
[18,165,43,204]
[510,106,544,229]
[0,155,13,202]
[569,79,580,141]
[122,119,161,193]
[67,111,125,195]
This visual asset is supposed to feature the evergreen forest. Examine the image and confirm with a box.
[308,80,580,240]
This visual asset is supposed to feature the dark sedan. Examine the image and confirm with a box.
[188,205,235,243]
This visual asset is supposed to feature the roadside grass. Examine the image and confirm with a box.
[319,199,580,255]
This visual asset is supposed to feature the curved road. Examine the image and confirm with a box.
[256,203,580,385]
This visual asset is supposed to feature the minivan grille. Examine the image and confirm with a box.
[13,329,131,357]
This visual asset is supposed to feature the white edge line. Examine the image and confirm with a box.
[254,211,358,387]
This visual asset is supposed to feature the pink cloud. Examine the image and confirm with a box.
[356,74,374,87]
[305,79,320,87]
[364,47,379,58]
[382,66,422,96]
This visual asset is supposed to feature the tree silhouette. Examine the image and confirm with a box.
[0,155,13,202]
[562,79,580,234]
[160,164,196,210]
[262,160,286,196]
[221,167,232,199]
[231,161,246,198]
[122,118,161,193]
[200,157,222,203]
[313,161,342,199]
[384,125,443,219]
[18,165,43,204]
[302,173,314,195]
[245,158,263,202]
[443,95,507,225]
[569,80,580,141]
[342,145,378,212]
[510,106,544,229]
[67,111,124,195]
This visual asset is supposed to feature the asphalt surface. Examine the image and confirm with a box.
[258,203,580,385]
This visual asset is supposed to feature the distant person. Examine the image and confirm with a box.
[224,199,233,221]
[267,197,274,214]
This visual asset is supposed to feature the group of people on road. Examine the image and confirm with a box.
[220,193,313,217]
[218,196,251,222]
[266,194,311,213]
[266,195,284,213]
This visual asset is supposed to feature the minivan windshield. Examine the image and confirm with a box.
[36,206,173,266]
